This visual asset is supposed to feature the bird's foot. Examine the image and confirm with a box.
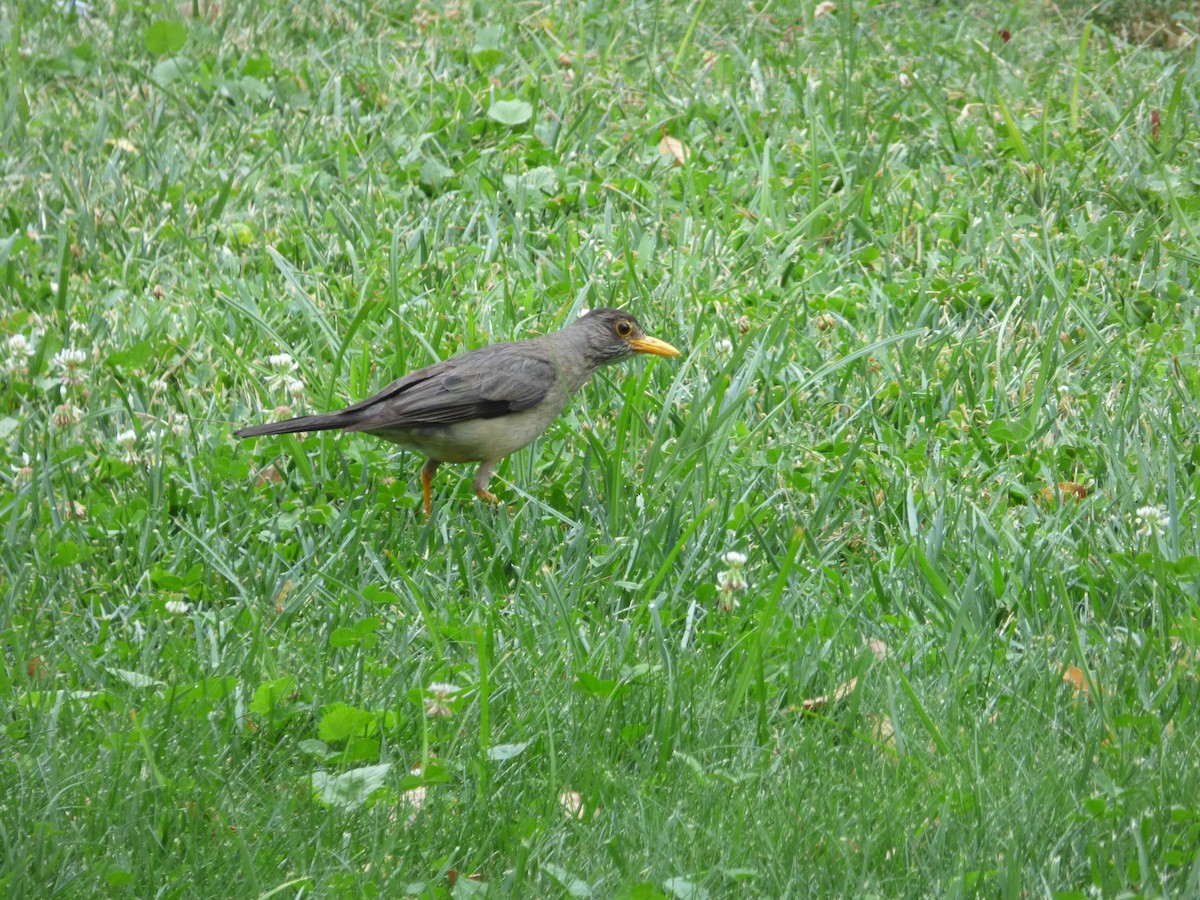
[474,488,499,505]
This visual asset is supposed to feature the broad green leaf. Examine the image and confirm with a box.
[573,671,629,701]
[298,739,331,759]
[502,166,558,196]
[473,24,505,52]
[397,760,452,789]
[51,540,80,567]
[420,158,454,186]
[488,99,532,126]
[250,676,296,715]
[362,584,400,605]
[664,878,708,900]
[144,20,187,55]
[106,339,154,370]
[987,418,1034,445]
[486,741,530,761]
[151,58,192,86]
[107,668,161,688]
[311,763,391,810]
[543,863,592,898]
[104,866,134,887]
[317,703,376,743]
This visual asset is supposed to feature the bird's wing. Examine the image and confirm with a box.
[335,343,558,431]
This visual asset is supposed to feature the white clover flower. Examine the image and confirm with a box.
[424,681,460,717]
[116,428,139,462]
[717,569,746,593]
[164,599,191,616]
[716,594,741,613]
[1135,505,1170,537]
[11,453,33,487]
[52,347,88,386]
[7,334,32,363]
[715,338,733,353]
[52,402,82,428]
[898,72,914,90]
[716,549,748,609]
[265,354,300,392]
[286,377,305,400]
[814,1,836,18]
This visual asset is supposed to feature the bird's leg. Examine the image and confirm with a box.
[472,460,498,505]
[420,458,441,516]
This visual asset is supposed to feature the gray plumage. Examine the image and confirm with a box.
[235,308,681,513]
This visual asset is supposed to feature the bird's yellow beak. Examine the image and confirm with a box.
[628,335,681,358]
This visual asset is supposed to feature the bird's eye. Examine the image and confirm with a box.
[615,320,633,337]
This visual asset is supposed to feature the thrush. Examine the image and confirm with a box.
[234,308,681,514]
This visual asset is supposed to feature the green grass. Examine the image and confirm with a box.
[4,0,1200,896]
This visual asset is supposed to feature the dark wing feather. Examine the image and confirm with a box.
[337,343,557,432]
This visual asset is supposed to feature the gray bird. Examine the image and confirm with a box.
[234,308,681,514]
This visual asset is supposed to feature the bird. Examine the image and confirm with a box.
[234,308,681,514]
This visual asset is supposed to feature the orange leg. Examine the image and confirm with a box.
[420,458,440,516]
[472,460,499,506]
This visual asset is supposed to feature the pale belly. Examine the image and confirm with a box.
[368,402,568,463]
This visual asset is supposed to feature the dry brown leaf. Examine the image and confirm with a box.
[255,464,284,486]
[1037,481,1089,504]
[274,579,293,615]
[559,790,586,819]
[866,638,888,661]
[658,132,687,166]
[800,676,859,712]
[1062,665,1103,699]
[1062,665,1087,691]
[868,714,895,746]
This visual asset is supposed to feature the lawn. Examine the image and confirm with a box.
[4,0,1200,896]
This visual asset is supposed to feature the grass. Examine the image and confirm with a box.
[4,0,1200,896]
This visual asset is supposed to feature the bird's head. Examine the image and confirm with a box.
[572,308,681,368]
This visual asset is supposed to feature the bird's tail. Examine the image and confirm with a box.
[234,413,349,439]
